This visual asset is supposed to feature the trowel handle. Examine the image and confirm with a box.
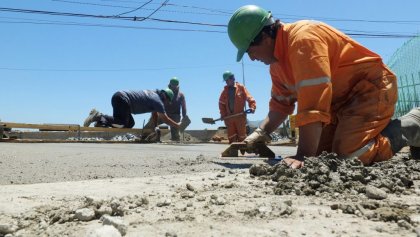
[244,109,253,114]
[222,109,253,121]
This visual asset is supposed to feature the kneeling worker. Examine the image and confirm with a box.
[83,88,188,141]
[227,5,420,168]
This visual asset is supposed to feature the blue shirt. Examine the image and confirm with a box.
[119,90,166,114]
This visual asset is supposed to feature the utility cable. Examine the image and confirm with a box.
[0,19,225,33]
[0,7,418,36]
[115,0,153,16]
[51,0,227,16]
[0,63,239,72]
[0,7,226,27]
[135,0,169,22]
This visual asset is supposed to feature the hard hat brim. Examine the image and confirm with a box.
[236,48,246,62]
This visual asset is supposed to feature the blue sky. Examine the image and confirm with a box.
[1,0,420,129]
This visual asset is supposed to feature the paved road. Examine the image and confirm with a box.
[0,143,297,185]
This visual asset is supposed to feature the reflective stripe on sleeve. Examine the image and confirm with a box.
[296,76,331,90]
[342,139,375,159]
[283,83,296,91]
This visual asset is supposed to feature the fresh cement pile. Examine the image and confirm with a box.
[250,152,419,196]
[1,151,419,236]
[250,152,420,226]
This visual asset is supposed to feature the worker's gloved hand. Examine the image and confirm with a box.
[179,115,191,132]
[244,127,271,148]
[250,108,255,114]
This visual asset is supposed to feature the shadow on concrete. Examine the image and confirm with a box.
[264,158,283,166]
[211,161,253,169]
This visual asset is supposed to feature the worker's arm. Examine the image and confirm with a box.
[157,112,180,129]
[218,89,227,118]
[284,121,322,169]
[259,110,288,134]
[244,110,288,145]
[181,94,187,118]
[243,85,256,113]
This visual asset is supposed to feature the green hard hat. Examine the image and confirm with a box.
[228,5,272,62]
[169,77,179,86]
[162,88,174,101]
[223,71,234,81]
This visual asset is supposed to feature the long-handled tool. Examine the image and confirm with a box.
[202,109,252,125]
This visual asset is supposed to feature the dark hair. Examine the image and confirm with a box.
[249,19,281,47]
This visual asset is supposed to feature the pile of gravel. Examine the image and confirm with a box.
[249,152,420,196]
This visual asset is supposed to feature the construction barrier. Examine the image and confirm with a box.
[388,35,420,117]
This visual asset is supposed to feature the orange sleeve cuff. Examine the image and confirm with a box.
[295,110,331,127]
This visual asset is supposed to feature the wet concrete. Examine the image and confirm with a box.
[1,144,420,237]
[0,143,296,185]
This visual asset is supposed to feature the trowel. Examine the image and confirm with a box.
[202,109,252,125]
[221,141,275,159]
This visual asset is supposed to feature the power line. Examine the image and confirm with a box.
[114,0,153,16]
[0,17,416,38]
[98,0,231,14]
[51,0,229,16]
[138,0,169,21]
[0,19,225,33]
[0,7,418,37]
[276,13,420,26]
[0,63,238,72]
[55,0,420,25]
[0,7,227,27]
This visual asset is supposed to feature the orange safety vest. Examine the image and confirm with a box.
[269,20,395,127]
[219,82,256,117]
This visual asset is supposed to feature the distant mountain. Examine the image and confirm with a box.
[247,119,289,130]
[247,120,262,129]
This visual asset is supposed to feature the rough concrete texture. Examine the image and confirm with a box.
[0,143,419,236]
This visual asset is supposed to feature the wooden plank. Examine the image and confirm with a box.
[0,139,148,143]
[1,122,155,133]
[79,126,152,133]
[2,122,80,131]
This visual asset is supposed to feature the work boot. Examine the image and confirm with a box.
[401,107,420,159]
[400,107,420,147]
[382,107,420,158]
[381,119,407,154]
[83,109,101,127]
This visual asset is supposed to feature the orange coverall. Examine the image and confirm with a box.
[219,82,257,143]
[270,20,397,165]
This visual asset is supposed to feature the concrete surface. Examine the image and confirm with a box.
[0,143,297,185]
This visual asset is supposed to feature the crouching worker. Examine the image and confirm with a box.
[144,77,190,141]
[83,88,187,142]
[227,5,420,168]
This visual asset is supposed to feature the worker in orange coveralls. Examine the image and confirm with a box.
[227,5,420,168]
[219,71,257,143]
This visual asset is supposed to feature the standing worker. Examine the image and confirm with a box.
[145,77,189,141]
[219,71,256,143]
[227,5,420,168]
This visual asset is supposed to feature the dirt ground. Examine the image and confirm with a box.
[0,142,420,237]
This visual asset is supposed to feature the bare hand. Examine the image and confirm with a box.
[283,156,304,169]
